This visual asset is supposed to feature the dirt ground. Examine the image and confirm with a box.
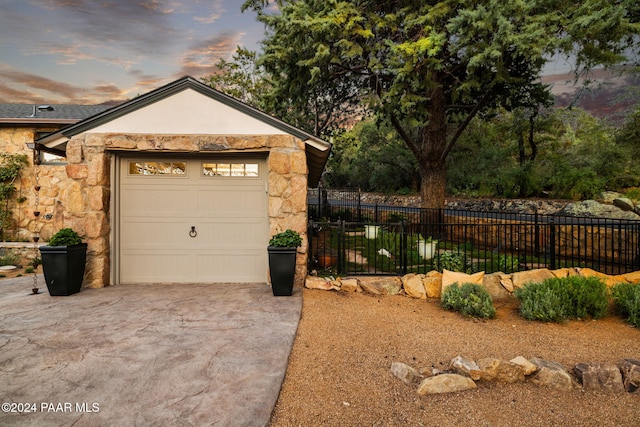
[269,288,640,427]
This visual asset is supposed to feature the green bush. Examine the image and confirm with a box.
[611,282,640,328]
[0,252,20,266]
[514,276,608,322]
[434,251,471,273]
[269,229,302,248]
[441,282,496,319]
[48,228,83,246]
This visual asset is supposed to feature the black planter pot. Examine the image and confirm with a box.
[267,246,297,296]
[39,243,87,296]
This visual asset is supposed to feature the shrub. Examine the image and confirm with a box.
[514,276,608,322]
[48,228,83,246]
[0,252,20,266]
[434,251,471,273]
[497,254,519,273]
[441,282,496,319]
[269,229,302,248]
[611,282,640,328]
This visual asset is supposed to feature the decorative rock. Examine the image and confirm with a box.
[391,362,420,385]
[576,268,627,287]
[402,273,427,299]
[573,362,624,392]
[423,271,443,298]
[482,272,513,301]
[417,374,477,395]
[450,356,481,381]
[613,197,635,212]
[550,268,578,278]
[340,278,359,292]
[357,276,402,295]
[510,356,538,376]
[477,358,525,383]
[305,276,333,290]
[511,269,555,290]
[560,200,640,220]
[618,358,640,393]
[621,271,640,284]
[499,274,514,293]
[529,358,575,390]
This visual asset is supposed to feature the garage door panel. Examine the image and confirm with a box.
[196,189,265,213]
[119,157,268,284]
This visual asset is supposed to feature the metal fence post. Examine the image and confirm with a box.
[534,211,540,257]
[549,218,556,270]
[401,220,407,275]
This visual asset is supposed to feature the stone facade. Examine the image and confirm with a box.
[2,128,310,289]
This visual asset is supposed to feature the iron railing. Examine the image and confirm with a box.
[308,212,640,277]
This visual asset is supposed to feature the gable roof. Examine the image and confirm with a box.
[0,103,110,125]
[37,76,331,187]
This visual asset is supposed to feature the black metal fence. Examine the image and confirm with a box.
[307,189,640,276]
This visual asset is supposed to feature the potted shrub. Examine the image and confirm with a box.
[268,229,302,296]
[417,235,438,260]
[39,227,87,296]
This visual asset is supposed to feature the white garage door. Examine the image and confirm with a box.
[118,156,268,284]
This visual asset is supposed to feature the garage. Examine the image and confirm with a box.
[35,76,331,288]
[118,156,268,284]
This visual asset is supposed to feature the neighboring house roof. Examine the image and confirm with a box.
[37,76,332,187]
[0,103,110,125]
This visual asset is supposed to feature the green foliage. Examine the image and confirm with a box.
[326,119,418,192]
[243,0,638,207]
[0,251,20,266]
[48,228,83,246]
[441,282,496,319]
[610,282,640,328]
[269,229,302,248]
[434,251,471,273]
[0,153,28,240]
[514,276,609,322]
[498,254,520,274]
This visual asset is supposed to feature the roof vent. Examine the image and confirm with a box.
[27,105,55,117]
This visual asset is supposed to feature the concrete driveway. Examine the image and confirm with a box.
[0,276,301,427]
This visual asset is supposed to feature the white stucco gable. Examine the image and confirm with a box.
[90,88,286,135]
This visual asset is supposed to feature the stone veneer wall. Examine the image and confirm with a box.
[61,132,309,289]
[1,128,309,289]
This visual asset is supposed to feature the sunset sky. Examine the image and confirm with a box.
[0,0,269,105]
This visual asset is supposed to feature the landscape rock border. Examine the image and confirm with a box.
[391,357,640,395]
[306,267,640,301]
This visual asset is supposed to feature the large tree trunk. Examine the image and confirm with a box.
[419,83,448,210]
[419,162,447,209]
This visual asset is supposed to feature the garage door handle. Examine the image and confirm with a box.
[189,226,197,238]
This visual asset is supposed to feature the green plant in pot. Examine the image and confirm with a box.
[268,229,302,296]
[39,227,87,296]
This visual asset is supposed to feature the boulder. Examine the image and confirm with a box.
[477,357,525,383]
[424,271,443,298]
[576,268,628,287]
[511,269,555,290]
[450,355,482,381]
[417,374,477,395]
[621,271,640,284]
[618,358,640,393]
[561,200,640,220]
[550,268,578,278]
[510,356,538,376]
[358,276,402,295]
[499,274,514,293]
[529,357,575,390]
[402,273,427,299]
[340,278,359,292]
[391,362,420,385]
[483,272,513,301]
[573,362,624,392]
[441,270,484,294]
[305,276,333,290]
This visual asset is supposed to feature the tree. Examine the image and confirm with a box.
[242,0,639,208]
[201,47,268,108]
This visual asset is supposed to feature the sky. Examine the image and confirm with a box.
[0,0,271,105]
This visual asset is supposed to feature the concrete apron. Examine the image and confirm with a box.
[0,276,302,427]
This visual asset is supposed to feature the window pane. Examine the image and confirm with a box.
[217,163,231,176]
[231,164,245,176]
[171,162,186,175]
[245,164,259,176]
[129,161,187,175]
[202,163,217,176]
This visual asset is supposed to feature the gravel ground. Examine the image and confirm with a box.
[269,288,640,427]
